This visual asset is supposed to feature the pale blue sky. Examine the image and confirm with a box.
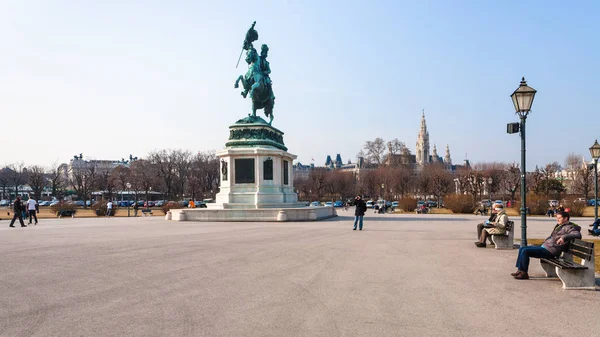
[1,1,598,169]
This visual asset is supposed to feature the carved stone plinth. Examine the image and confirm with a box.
[212,116,301,209]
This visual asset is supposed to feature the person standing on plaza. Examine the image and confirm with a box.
[188,200,195,208]
[9,196,26,228]
[26,197,38,225]
[106,200,113,216]
[353,195,367,231]
[512,211,581,280]
[133,202,139,217]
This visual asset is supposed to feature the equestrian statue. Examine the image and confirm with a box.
[234,21,276,125]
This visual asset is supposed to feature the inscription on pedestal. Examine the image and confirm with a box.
[264,158,273,180]
[283,160,289,185]
[235,158,255,184]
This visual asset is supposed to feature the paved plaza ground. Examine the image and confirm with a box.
[1,210,599,337]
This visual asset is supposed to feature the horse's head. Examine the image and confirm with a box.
[245,47,259,65]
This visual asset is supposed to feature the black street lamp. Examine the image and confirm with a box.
[510,77,537,247]
[589,140,600,222]
[487,177,493,200]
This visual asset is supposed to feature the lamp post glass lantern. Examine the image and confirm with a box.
[510,77,536,247]
[589,140,600,222]
[487,177,493,200]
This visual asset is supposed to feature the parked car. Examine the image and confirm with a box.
[324,201,333,207]
[73,200,85,207]
[39,201,51,206]
[0,199,9,206]
[49,201,60,207]
[392,201,399,208]
[549,200,559,207]
[310,201,321,207]
[494,200,504,206]
[333,200,344,207]
[366,200,374,208]
[480,199,492,208]
[426,200,437,208]
[155,200,165,207]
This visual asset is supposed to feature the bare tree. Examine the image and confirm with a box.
[96,167,117,202]
[8,163,28,197]
[187,153,204,201]
[500,163,520,203]
[327,170,354,201]
[148,150,177,200]
[69,162,98,208]
[389,167,413,197]
[173,150,191,199]
[363,138,386,165]
[27,165,47,200]
[198,151,219,199]
[308,168,327,200]
[423,164,452,206]
[131,160,157,206]
[48,164,66,200]
[0,167,11,199]
[110,165,131,194]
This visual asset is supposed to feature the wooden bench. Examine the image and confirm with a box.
[540,239,595,290]
[141,209,153,217]
[57,210,76,218]
[490,221,514,250]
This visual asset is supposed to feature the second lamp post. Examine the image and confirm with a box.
[589,140,600,222]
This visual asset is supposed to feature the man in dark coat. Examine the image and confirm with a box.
[512,211,581,279]
[353,195,367,231]
[9,196,27,228]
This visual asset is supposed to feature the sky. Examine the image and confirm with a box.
[1,0,599,170]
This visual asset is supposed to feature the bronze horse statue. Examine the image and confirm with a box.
[234,47,275,125]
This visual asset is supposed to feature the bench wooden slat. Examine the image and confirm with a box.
[572,239,594,249]
[540,258,588,270]
[568,249,593,261]
[569,245,594,256]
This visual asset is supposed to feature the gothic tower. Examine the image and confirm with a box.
[444,144,452,165]
[431,144,440,163]
[415,110,430,166]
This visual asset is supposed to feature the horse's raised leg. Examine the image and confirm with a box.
[235,76,249,98]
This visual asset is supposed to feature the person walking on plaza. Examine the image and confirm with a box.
[133,202,139,217]
[26,197,38,225]
[9,196,26,228]
[106,200,113,216]
[512,211,581,280]
[353,195,367,231]
[475,203,509,247]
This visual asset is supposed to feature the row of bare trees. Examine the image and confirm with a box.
[0,150,219,207]
[294,154,598,204]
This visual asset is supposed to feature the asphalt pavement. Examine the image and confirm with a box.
[0,210,598,337]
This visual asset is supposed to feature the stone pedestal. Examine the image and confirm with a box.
[211,116,304,209]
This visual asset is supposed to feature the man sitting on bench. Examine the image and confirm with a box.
[512,211,581,280]
[475,203,508,247]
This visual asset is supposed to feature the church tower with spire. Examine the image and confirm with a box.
[415,110,430,166]
[444,144,452,165]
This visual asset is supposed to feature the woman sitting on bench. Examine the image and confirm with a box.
[475,203,509,248]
